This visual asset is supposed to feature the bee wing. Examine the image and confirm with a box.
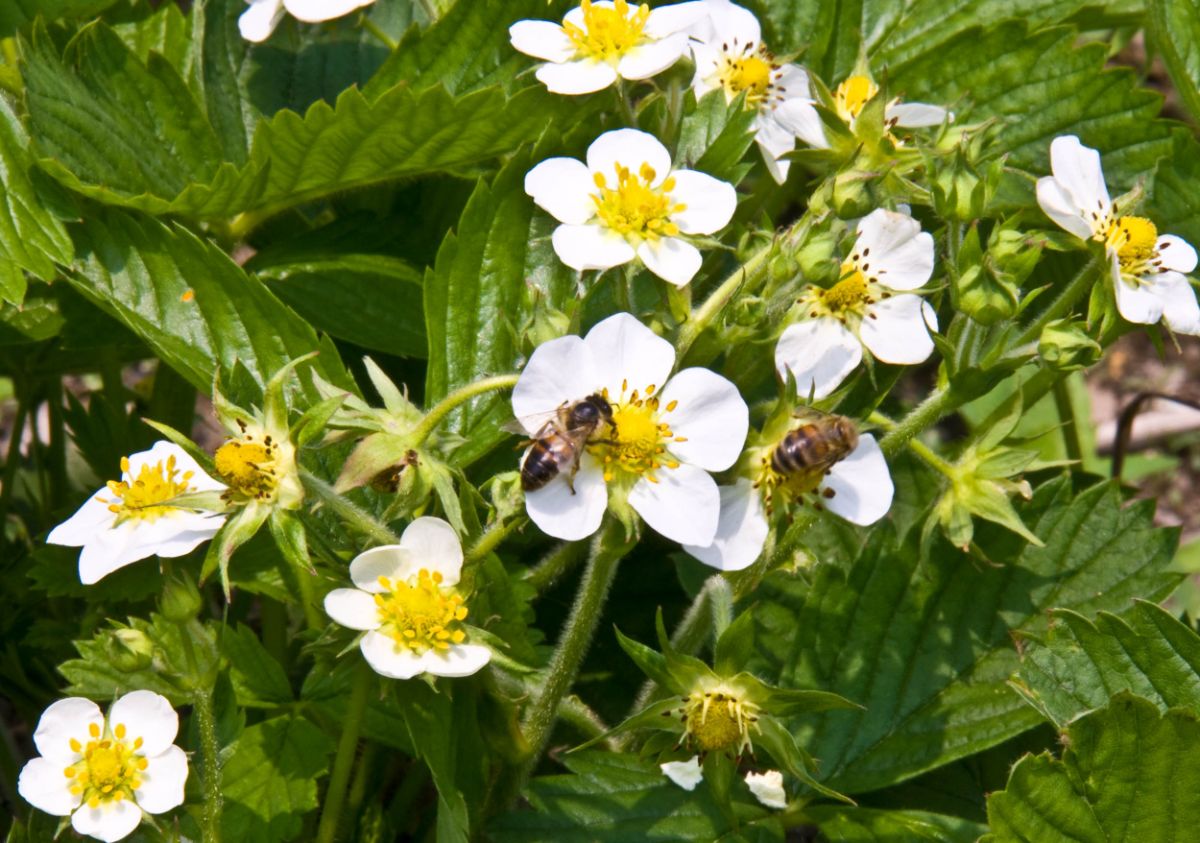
[503,408,560,437]
[791,405,833,421]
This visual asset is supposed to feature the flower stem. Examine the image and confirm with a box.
[315,662,374,843]
[675,244,773,360]
[523,540,588,594]
[300,470,400,546]
[358,13,396,49]
[878,386,964,459]
[411,374,520,446]
[466,516,524,563]
[193,688,224,843]
[614,78,639,127]
[517,520,632,782]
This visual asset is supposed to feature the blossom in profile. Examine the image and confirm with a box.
[324,517,491,680]
[239,0,377,42]
[510,0,707,94]
[688,0,816,182]
[18,691,188,842]
[525,129,737,286]
[1036,135,1199,334]
[511,312,748,545]
[48,441,226,585]
[774,208,938,399]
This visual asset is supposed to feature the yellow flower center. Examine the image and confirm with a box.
[681,689,759,754]
[563,0,649,62]
[99,455,193,522]
[592,164,685,241]
[821,267,871,312]
[215,432,280,502]
[834,74,879,123]
[718,51,777,107]
[63,722,147,809]
[1105,215,1159,280]
[590,381,685,483]
[375,569,469,654]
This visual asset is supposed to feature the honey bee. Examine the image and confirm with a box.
[771,411,859,479]
[516,394,613,493]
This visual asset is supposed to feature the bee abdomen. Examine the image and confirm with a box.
[772,426,827,474]
[521,437,577,492]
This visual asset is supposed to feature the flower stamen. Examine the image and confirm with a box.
[215,428,281,502]
[1104,215,1160,282]
[592,164,685,241]
[62,722,147,809]
[99,455,193,523]
[673,688,760,755]
[592,383,681,483]
[563,0,650,62]
[834,74,879,123]
[374,569,469,654]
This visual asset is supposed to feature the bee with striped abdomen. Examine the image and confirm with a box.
[517,394,613,493]
[759,410,860,513]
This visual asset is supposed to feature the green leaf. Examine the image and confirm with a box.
[1012,600,1200,727]
[749,478,1180,795]
[221,715,335,843]
[65,205,351,401]
[0,0,121,39]
[675,90,757,185]
[491,751,778,842]
[112,0,194,73]
[191,0,254,164]
[221,623,293,706]
[1151,131,1200,248]
[0,95,73,301]
[984,694,1200,842]
[1147,0,1200,124]
[806,806,988,842]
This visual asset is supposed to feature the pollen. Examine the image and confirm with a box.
[1106,216,1159,280]
[375,569,470,654]
[592,163,685,241]
[835,74,879,123]
[591,383,681,483]
[820,268,872,312]
[717,47,779,108]
[62,723,146,808]
[676,688,760,755]
[99,454,193,523]
[215,431,281,502]
[563,0,649,62]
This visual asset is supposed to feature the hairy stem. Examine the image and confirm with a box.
[315,663,374,843]
[193,689,223,843]
[984,255,1101,367]
[411,374,520,446]
[878,386,964,459]
[301,470,400,546]
[358,13,397,49]
[523,540,588,594]
[676,246,773,360]
[467,516,524,563]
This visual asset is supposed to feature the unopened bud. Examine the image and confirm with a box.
[160,573,204,622]
[1038,319,1102,372]
[106,629,155,672]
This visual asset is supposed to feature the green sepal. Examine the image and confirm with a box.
[203,501,270,597]
[701,751,737,810]
[713,608,755,677]
[264,351,320,434]
[754,714,854,805]
[615,624,676,694]
[291,393,348,449]
[142,417,217,474]
[572,697,681,752]
[269,508,313,575]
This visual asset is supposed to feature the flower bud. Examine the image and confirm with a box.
[1038,319,1102,372]
[987,224,1043,288]
[929,147,1003,222]
[160,572,204,622]
[793,230,838,283]
[955,264,1018,325]
[105,628,155,672]
[829,170,878,219]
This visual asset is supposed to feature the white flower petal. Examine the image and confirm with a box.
[552,223,637,272]
[670,169,737,235]
[135,745,188,814]
[1036,176,1095,240]
[755,113,795,160]
[509,20,576,63]
[696,0,761,44]
[128,441,225,493]
[238,0,285,42]
[1048,135,1110,221]
[583,312,677,398]
[349,545,411,593]
[859,294,935,365]
[108,692,178,757]
[71,799,143,843]
[774,318,862,400]
[661,756,704,790]
[774,98,828,149]
[524,458,608,541]
[524,157,598,226]
[822,435,893,525]
[283,0,374,23]
[17,757,79,816]
[324,588,380,631]
[644,1,709,38]
[1154,271,1200,335]
[1157,234,1198,274]
[854,209,934,291]
[617,33,690,80]
[399,517,464,585]
[760,144,789,184]
[47,493,116,548]
[689,44,721,92]
[629,463,720,546]
[637,237,703,287]
[587,129,672,188]
[512,335,599,432]
[418,644,492,678]
[885,102,948,128]
[745,770,787,809]
[360,630,425,679]
[77,524,145,585]
[682,479,768,571]
[1114,259,1166,326]
[535,59,619,95]
[34,698,104,763]
[657,368,748,471]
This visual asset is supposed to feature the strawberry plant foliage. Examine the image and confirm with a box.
[2,0,1199,841]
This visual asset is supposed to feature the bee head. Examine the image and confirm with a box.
[579,393,614,424]
[833,416,860,451]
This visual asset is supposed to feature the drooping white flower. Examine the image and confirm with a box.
[510,0,707,95]
[745,769,787,809]
[512,312,749,545]
[525,129,738,286]
[18,692,188,842]
[239,0,377,42]
[683,430,893,571]
[324,517,491,680]
[1036,135,1200,334]
[775,208,938,399]
[688,0,815,183]
[777,72,950,150]
[47,441,226,585]
[660,756,703,790]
